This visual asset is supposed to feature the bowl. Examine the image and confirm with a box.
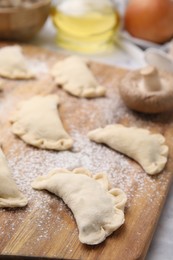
[0,0,51,41]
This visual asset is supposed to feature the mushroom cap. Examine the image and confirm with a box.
[119,68,173,114]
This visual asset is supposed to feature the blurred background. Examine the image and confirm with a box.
[0,0,173,70]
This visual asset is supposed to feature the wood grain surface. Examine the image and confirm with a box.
[0,44,172,260]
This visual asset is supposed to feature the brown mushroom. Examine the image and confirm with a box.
[118,66,173,113]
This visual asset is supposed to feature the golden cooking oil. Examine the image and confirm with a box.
[51,0,119,53]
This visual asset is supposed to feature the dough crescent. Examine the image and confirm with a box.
[32,168,127,245]
[10,95,73,150]
[51,56,106,98]
[0,45,34,79]
[0,148,28,208]
[88,124,169,175]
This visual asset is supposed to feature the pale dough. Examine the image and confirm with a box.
[88,124,169,175]
[10,95,73,150]
[31,168,127,245]
[0,148,28,208]
[51,56,106,98]
[0,45,34,79]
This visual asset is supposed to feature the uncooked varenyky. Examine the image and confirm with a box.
[10,95,73,151]
[88,124,168,175]
[51,56,106,98]
[31,167,127,245]
[0,148,28,208]
[0,45,34,79]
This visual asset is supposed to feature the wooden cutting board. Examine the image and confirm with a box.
[0,44,172,260]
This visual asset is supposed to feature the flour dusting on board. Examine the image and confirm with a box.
[27,59,49,75]
[0,49,171,255]
[0,129,169,246]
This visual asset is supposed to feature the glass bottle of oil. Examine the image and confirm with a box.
[51,0,119,54]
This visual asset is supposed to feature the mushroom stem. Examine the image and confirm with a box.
[140,66,162,91]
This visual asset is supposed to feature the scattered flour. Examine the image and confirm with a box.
[0,54,171,254]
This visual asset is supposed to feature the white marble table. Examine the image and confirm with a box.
[29,18,173,260]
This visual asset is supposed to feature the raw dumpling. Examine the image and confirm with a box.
[0,148,28,208]
[51,56,106,98]
[10,95,73,150]
[88,124,168,175]
[32,168,127,245]
[0,45,34,79]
